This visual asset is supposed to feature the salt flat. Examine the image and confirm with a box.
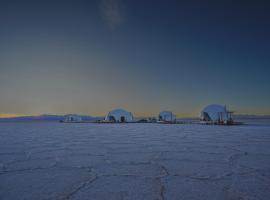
[0,121,270,200]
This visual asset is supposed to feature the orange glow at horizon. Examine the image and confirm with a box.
[0,113,24,118]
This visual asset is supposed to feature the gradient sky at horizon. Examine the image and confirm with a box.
[0,0,270,117]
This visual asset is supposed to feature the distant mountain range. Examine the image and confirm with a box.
[0,114,104,122]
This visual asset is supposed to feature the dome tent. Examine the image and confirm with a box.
[201,104,232,123]
[105,109,134,122]
[158,111,176,122]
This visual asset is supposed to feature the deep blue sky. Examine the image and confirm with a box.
[0,0,270,117]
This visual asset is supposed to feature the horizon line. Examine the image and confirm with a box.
[1,112,270,119]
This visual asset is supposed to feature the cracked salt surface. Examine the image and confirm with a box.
[0,121,270,200]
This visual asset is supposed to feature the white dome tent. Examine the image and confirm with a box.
[200,104,233,124]
[63,114,82,122]
[105,109,134,123]
[158,111,176,122]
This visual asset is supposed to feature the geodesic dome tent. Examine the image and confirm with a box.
[105,109,134,122]
[158,111,176,122]
[201,104,232,122]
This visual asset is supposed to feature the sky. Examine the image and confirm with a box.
[0,0,270,117]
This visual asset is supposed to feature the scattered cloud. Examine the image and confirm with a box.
[100,0,126,30]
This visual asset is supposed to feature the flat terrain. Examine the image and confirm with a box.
[0,121,270,200]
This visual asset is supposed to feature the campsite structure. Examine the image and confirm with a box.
[200,104,234,125]
[158,111,176,123]
[104,109,134,123]
[61,114,82,123]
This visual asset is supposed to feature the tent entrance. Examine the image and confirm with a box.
[120,116,126,123]
[109,116,116,122]
[202,112,211,121]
